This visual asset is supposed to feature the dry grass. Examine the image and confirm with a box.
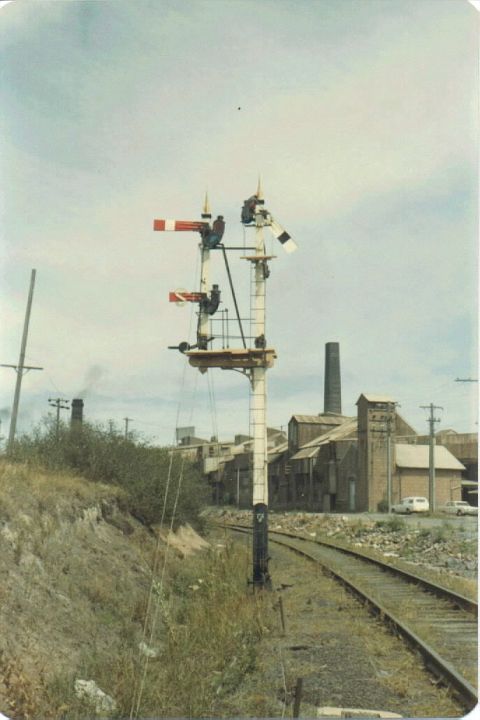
[0,460,125,514]
[0,652,69,720]
[122,541,271,717]
[2,461,269,718]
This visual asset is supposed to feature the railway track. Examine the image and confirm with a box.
[221,521,478,711]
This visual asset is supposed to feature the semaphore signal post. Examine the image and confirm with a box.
[154,181,297,588]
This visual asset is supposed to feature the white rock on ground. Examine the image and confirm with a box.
[317,706,402,718]
[138,640,160,658]
[74,679,117,715]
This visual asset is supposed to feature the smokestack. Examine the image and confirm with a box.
[324,342,342,415]
[71,398,84,428]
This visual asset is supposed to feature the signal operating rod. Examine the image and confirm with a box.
[198,193,212,350]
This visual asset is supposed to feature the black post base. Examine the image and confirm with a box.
[252,502,271,589]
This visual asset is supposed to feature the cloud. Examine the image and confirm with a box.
[0,0,477,444]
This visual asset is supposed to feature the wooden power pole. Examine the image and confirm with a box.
[1,269,43,452]
[420,403,443,513]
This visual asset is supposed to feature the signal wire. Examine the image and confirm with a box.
[130,373,198,718]
[130,244,201,718]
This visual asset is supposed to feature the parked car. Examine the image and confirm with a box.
[392,496,430,514]
[440,500,478,517]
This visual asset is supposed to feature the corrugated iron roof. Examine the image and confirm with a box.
[356,393,395,404]
[395,443,465,471]
[290,418,357,460]
[268,441,289,463]
[268,441,288,456]
[291,414,346,425]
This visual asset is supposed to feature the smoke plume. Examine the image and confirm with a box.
[76,365,105,399]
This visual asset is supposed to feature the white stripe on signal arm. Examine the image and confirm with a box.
[165,219,176,231]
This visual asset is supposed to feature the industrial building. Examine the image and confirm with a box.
[173,342,477,512]
[221,396,469,513]
[282,394,467,512]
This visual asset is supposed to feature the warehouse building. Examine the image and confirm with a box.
[270,393,466,512]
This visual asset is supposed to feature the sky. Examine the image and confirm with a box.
[0,0,478,446]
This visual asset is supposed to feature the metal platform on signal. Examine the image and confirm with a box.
[186,347,277,370]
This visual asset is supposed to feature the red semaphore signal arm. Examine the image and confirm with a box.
[153,219,209,233]
[169,291,205,303]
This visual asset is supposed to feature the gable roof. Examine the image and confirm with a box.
[290,417,357,460]
[356,393,395,404]
[395,443,465,471]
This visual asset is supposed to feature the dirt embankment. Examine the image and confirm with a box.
[0,463,267,719]
[0,461,159,716]
[0,461,217,717]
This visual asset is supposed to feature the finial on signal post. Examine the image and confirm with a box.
[256,176,264,203]
[202,192,211,219]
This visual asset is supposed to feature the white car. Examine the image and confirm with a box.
[441,500,478,517]
[392,496,430,514]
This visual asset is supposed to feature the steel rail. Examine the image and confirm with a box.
[276,526,476,615]
[223,522,477,614]
[217,521,478,710]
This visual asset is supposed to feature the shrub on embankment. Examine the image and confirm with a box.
[9,419,208,528]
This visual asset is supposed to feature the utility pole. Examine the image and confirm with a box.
[48,397,70,439]
[385,402,401,513]
[420,403,443,513]
[1,269,43,453]
[373,402,399,513]
[124,417,133,440]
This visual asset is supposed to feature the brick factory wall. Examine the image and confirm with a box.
[395,469,462,505]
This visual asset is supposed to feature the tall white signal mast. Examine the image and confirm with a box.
[153,182,297,587]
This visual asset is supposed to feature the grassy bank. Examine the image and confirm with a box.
[0,461,269,719]
[8,418,208,528]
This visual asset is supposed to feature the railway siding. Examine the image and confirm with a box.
[268,530,478,700]
[211,527,465,718]
[208,508,478,585]
[219,518,477,713]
